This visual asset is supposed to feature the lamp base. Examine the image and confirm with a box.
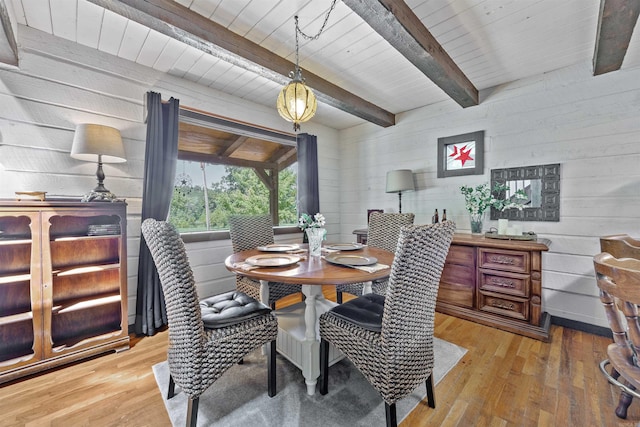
[81,190,123,203]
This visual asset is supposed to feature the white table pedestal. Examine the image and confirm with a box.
[261,281,344,395]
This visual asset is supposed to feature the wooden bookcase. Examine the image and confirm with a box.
[0,200,129,383]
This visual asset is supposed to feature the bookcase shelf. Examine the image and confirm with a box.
[0,201,129,383]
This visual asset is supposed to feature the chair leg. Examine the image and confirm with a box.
[426,373,435,408]
[336,291,343,304]
[186,397,199,427]
[616,379,636,419]
[268,340,277,397]
[385,402,397,427]
[319,338,330,395]
[167,374,176,399]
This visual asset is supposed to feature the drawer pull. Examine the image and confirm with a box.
[490,278,515,288]
[491,300,515,311]
[488,255,515,265]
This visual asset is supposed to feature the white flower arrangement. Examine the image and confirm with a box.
[298,213,326,230]
[460,183,528,215]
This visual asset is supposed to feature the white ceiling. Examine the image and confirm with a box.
[8,0,640,130]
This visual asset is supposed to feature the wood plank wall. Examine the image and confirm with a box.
[0,25,340,325]
[338,60,640,328]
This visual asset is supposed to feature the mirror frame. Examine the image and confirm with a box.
[490,163,560,221]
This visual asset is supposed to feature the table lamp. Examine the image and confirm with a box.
[71,123,126,202]
[385,169,414,213]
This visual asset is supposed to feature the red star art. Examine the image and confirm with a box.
[449,144,474,166]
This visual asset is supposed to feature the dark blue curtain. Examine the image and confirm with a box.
[135,92,179,336]
[297,133,319,243]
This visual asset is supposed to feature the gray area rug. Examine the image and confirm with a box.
[153,337,466,426]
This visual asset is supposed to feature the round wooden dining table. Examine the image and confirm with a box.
[224,245,394,395]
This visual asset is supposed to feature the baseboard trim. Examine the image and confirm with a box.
[551,316,612,338]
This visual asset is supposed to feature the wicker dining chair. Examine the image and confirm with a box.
[141,219,278,427]
[594,252,640,420]
[229,215,303,308]
[335,212,415,303]
[319,221,456,427]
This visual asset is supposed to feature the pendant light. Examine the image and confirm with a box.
[276,16,317,132]
[277,1,337,131]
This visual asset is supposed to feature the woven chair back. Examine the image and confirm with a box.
[367,212,415,253]
[141,219,205,389]
[229,214,274,252]
[381,221,456,357]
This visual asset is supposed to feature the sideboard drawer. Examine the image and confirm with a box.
[479,270,530,298]
[445,245,475,265]
[478,291,529,321]
[478,248,530,274]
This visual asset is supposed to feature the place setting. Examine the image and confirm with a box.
[233,243,304,271]
[321,242,389,273]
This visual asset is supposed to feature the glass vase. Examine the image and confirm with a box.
[306,227,326,257]
[470,212,484,234]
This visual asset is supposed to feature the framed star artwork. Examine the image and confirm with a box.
[436,130,484,178]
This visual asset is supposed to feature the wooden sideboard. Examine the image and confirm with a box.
[0,200,129,383]
[437,233,551,341]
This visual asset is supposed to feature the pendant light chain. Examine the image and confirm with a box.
[277,0,338,131]
[294,0,339,70]
[296,0,339,41]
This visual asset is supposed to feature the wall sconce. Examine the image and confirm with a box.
[386,169,414,213]
[71,124,126,202]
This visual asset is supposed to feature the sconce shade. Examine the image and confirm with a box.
[71,124,126,202]
[71,124,126,163]
[386,169,415,193]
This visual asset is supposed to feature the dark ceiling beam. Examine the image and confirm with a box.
[593,0,640,75]
[342,0,478,108]
[0,1,18,68]
[87,0,395,127]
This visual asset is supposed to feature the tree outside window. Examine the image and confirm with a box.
[169,160,297,232]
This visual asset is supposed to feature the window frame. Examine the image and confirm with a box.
[172,108,300,241]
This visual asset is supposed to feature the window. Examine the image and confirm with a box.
[168,108,298,234]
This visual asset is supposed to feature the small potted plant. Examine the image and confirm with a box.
[460,184,527,233]
[298,213,326,256]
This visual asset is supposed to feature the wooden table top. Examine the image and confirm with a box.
[224,245,394,286]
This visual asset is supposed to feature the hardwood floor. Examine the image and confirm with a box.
[0,289,636,426]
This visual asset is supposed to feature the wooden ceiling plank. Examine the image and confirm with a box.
[179,151,277,170]
[85,0,395,127]
[593,0,640,76]
[220,135,249,157]
[266,145,296,165]
[342,0,478,108]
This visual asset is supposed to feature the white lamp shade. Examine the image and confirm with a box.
[71,124,126,163]
[386,169,415,193]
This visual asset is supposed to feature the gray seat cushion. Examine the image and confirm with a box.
[329,293,385,332]
[200,291,271,329]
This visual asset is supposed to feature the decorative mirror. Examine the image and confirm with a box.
[490,163,560,221]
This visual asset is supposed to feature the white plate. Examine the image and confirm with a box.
[324,243,364,251]
[245,254,301,267]
[325,253,378,266]
[256,243,300,252]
